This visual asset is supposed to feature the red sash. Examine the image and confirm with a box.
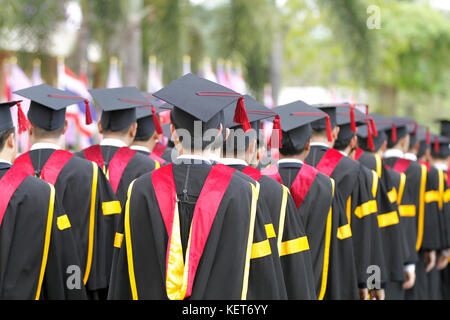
[392,158,412,174]
[0,165,33,226]
[84,145,137,193]
[315,148,344,177]
[242,166,262,181]
[262,163,318,209]
[152,143,167,158]
[149,153,166,165]
[14,150,74,185]
[354,148,364,161]
[152,163,234,299]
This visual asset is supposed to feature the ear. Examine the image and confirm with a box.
[7,132,15,149]
[304,139,311,153]
[152,131,159,141]
[170,124,178,142]
[224,127,230,142]
[98,121,103,135]
[380,140,388,153]
[129,123,137,139]
[350,135,358,148]
[332,126,340,141]
[62,120,69,135]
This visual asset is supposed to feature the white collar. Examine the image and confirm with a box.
[339,150,348,157]
[218,158,248,166]
[384,149,404,159]
[177,154,211,164]
[130,145,150,153]
[277,158,303,165]
[100,138,128,148]
[310,142,330,148]
[209,153,221,163]
[30,142,61,151]
[404,153,418,161]
[0,158,12,165]
[434,163,448,172]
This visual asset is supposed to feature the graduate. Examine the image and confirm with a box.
[130,96,174,165]
[305,103,386,300]
[216,95,316,300]
[13,84,119,299]
[108,74,284,300]
[0,101,86,299]
[77,87,159,206]
[427,131,450,299]
[356,113,409,300]
[262,100,359,300]
[383,118,431,300]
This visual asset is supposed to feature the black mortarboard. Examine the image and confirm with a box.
[430,135,450,159]
[89,87,147,132]
[357,113,390,152]
[335,105,367,144]
[438,120,450,138]
[310,104,337,134]
[14,84,91,131]
[135,96,166,139]
[415,126,430,158]
[273,101,330,151]
[153,73,250,134]
[0,101,21,132]
[385,117,411,148]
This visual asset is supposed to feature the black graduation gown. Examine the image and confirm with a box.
[441,169,450,300]
[108,161,285,300]
[384,156,428,300]
[228,163,316,300]
[306,146,387,291]
[356,152,406,286]
[0,164,86,299]
[275,161,358,300]
[18,149,119,299]
[77,145,158,206]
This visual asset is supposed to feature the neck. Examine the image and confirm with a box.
[310,136,333,148]
[279,153,306,162]
[178,148,211,159]
[133,139,156,152]
[102,133,130,146]
[0,150,13,163]
[31,138,62,148]
[432,158,448,167]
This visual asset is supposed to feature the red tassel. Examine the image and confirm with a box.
[271,115,282,148]
[152,107,163,135]
[435,137,440,153]
[350,105,356,133]
[233,97,251,132]
[370,117,378,137]
[17,101,29,134]
[326,116,332,142]
[426,128,431,145]
[392,123,397,143]
[85,100,93,125]
[366,120,374,151]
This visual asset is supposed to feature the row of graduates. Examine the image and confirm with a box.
[0,73,449,300]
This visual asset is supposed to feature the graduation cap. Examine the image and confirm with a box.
[135,96,167,139]
[357,114,393,152]
[272,101,330,151]
[89,87,149,132]
[438,120,450,138]
[430,134,450,159]
[310,104,337,137]
[14,84,91,131]
[414,126,430,158]
[0,101,22,133]
[153,73,250,135]
[222,94,280,147]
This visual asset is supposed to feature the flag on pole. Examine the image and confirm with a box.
[57,57,96,149]
[106,57,122,89]
[202,57,217,83]
[147,56,163,93]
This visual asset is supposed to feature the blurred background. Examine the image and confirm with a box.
[0,0,449,150]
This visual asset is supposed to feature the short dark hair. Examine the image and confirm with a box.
[33,125,65,140]
[223,129,256,156]
[279,135,305,156]
[133,133,153,143]
[334,134,354,151]
[103,125,133,136]
[0,127,15,152]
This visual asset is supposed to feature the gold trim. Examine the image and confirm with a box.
[416,165,427,251]
[354,200,378,219]
[125,180,138,300]
[399,205,416,217]
[398,173,406,205]
[241,182,260,300]
[337,224,352,240]
[280,236,310,256]
[375,155,382,179]
[265,224,276,239]
[425,191,440,203]
[251,240,272,259]
[114,233,124,248]
[84,163,98,285]
[377,211,399,228]
[56,214,71,231]
[35,184,55,300]
[277,186,289,255]
[387,188,398,204]
[102,201,122,215]
[372,170,379,198]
